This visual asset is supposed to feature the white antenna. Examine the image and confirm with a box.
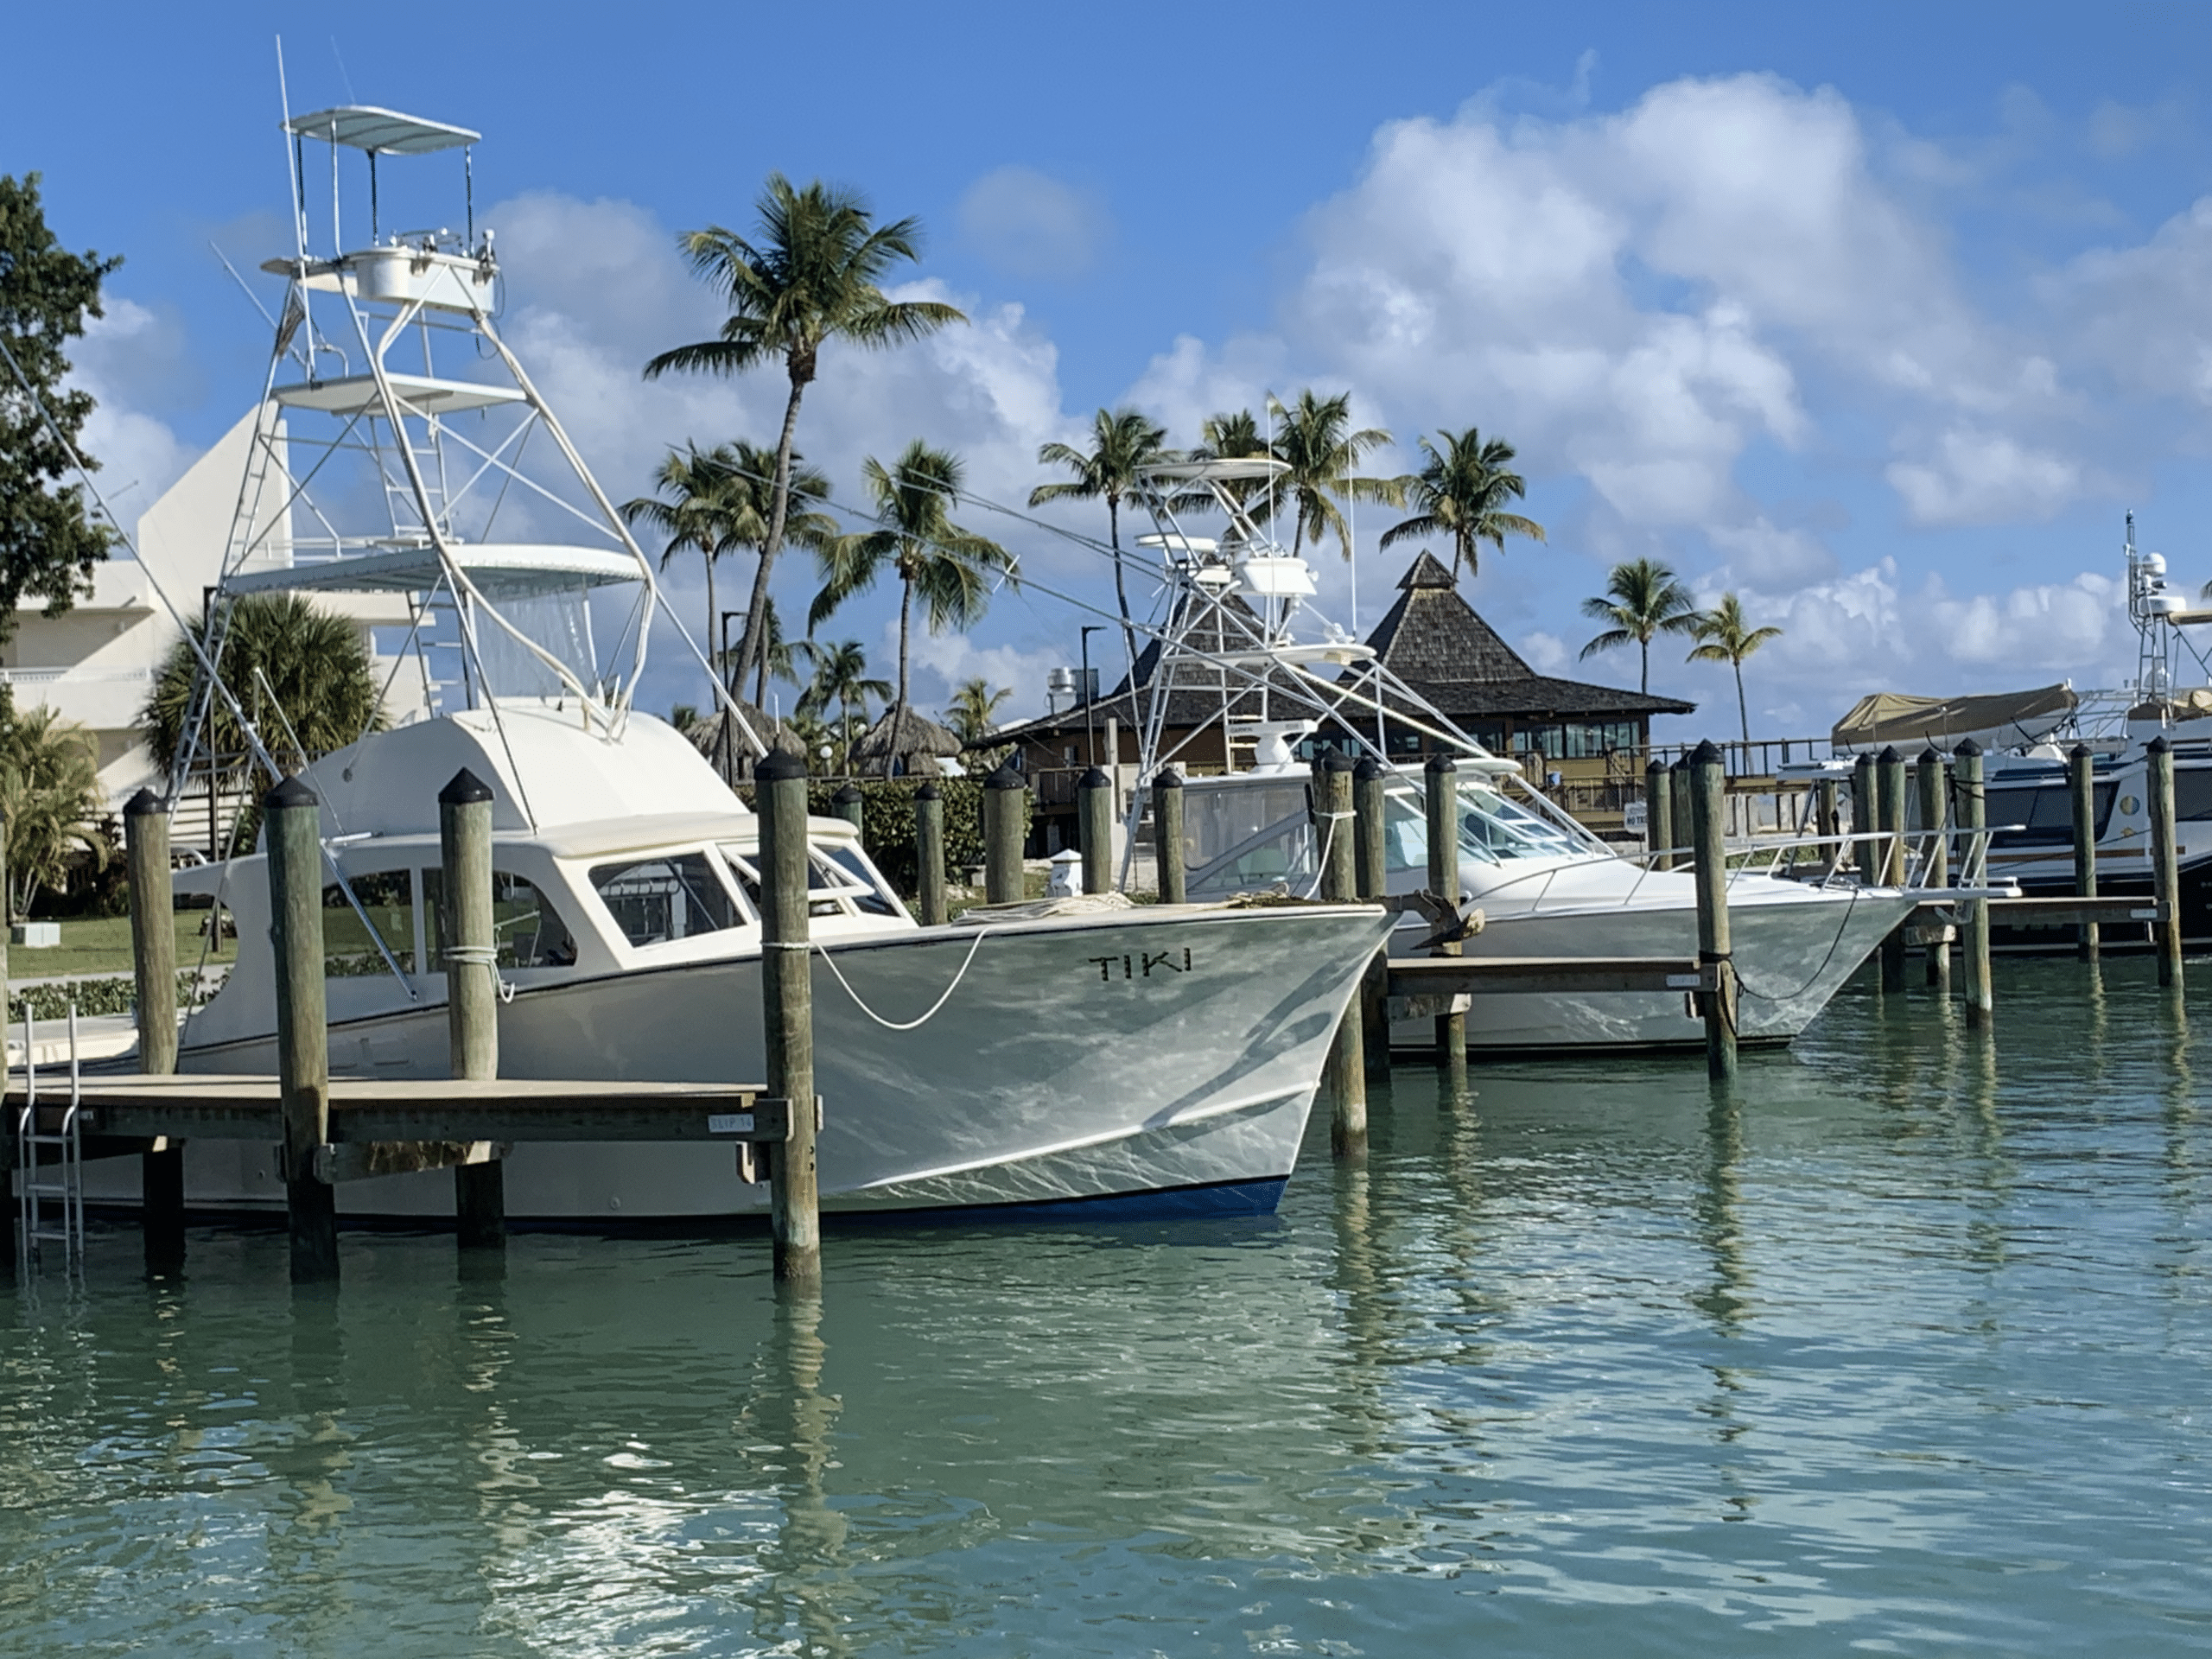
[275,38,307,260]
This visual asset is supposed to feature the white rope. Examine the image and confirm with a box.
[442,944,515,1003]
[1306,809,1351,899]
[809,929,991,1032]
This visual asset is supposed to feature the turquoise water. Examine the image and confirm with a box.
[4,961,2210,1656]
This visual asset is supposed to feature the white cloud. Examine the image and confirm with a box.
[957,167,1111,282]
[1884,427,2083,526]
[70,298,200,521]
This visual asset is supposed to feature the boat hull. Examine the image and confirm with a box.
[1390,880,1914,1053]
[86,905,1389,1221]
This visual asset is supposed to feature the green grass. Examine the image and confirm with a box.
[9,912,239,982]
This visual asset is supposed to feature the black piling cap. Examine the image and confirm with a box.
[265,773,318,810]
[757,749,808,783]
[833,782,864,804]
[1670,754,1691,772]
[1690,739,1723,766]
[1424,752,1458,774]
[1353,754,1388,782]
[123,786,162,818]
[1078,766,1112,790]
[1645,752,1669,772]
[2070,741,2094,760]
[1153,767,1183,790]
[1878,745,1902,763]
[439,766,494,806]
[1955,737,1982,756]
[985,763,1027,791]
[2148,734,2171,753]
[915,779,941,801]
[1318,751,1353,773]
[1918,745,1942,766]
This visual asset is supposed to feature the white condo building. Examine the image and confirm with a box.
[0,405,423,844]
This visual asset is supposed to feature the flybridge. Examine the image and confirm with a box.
[161,95,767,827]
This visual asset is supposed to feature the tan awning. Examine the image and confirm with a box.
[1831,684,2077,751]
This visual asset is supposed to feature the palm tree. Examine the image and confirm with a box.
[1380,427,1545,584]
[944,677,1014,771]
[943,677,1011,746]
[0,708,107,922]
[810,442,1014,714]
[1686,593,1784,744]
[1267,390,1402,559]
[1030,408,1173,675]
[707,442,837,704]
[1578,558,1701,695]
[643,175,966,698]
[794,639,890,774]
[622,442,741,702]
[1192,409,1275,519]
[143,593,385,792]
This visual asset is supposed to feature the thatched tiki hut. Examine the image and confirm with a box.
[853,704,965,778]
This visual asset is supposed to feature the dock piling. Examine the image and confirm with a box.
[1956,740,1993,1027]
[439,768,504,1249]
[1877,746,1908,993]
[2069,744,2100,963]
[982,765,1027,905]
[1689,741,1738,1082]
[124,789,184,1269]
[1425,754,1469,1094]
[758,752,821,1283]
[1916,747,1951,994]
[1077,766,1114,895]
[1314,753,1366,1156]
[1669,759,1694,875]
[1850,753,1874,876]
[1644,754,1671,869]
[1152,769,1185,906]
[912,782,948,926]
[266,776,337,1284]
[1353,756,1392,1081]
[2148,735,2184,990]
[830,783,864,836]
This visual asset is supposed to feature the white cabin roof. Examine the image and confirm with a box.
[285,106,479,154]
[295,703,748,839]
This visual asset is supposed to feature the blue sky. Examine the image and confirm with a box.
[10,2,2212,739]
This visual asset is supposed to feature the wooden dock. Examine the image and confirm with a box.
[1387,957,1704,997]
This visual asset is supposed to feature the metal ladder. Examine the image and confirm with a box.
[14,1007,86,1271]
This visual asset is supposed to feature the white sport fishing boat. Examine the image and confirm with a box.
[1090,459,1918,1054]
[83,102,1389,1222]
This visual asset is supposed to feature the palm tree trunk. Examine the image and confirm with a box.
[898,577,913,714]
[1638,636,1649,696]
[1108,495,1136,690]
[1735,660,1750,746]
[734,369,808,696]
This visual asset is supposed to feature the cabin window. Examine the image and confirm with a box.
[2176,770,2212,822]
[423,868,579,969]
[1986,782,2117,848]
[719,843,899,919]
[590,852,741,947]
[822,847,902,917]
[323,870,416,977]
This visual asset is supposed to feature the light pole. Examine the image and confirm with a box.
[1079,625,1105,772]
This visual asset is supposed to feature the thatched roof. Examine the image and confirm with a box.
[685,701,806,762]
[852,703,963,773]
[1363,552,1694,721]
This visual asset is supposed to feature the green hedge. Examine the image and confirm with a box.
[7,969,228,1024]
[736,778,1024,897]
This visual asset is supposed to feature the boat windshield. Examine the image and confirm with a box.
[1183,773,1588,896]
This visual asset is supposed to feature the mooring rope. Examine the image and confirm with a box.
[808,927,993,1032]
[441,944,515,1004]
